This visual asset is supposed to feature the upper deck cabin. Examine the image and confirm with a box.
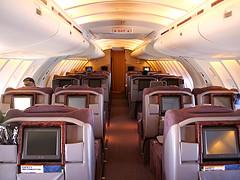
[0,1,240,180]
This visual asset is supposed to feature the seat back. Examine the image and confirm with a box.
[130,76,158,103]
[1,87,53,113]
[2,105,95,180]
[82,74,109,102]
[150,81,167,88]
[192,86,238,110]
[163,106,240,180]
[159,76,184,87]
[52,86,104,138]
[52,75,80,91]
[142,86,194,138]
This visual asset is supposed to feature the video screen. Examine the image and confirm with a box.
[22,127,61,161]
[59,79,73,88]
[13,96,33,110]
[143,67,150,72]
[202,127,240,161]
[213,96,232,109]
[161,96,180,115]
[128,66,135,71]
[101,66,108,71]
[138,79,151,91]
[235,94,240,110]
[68,96,87,109]
[89,79,101,88]
[166,79,179,86]
[85,66,93,72]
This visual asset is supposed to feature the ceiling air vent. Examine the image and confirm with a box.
[224,10,232,18]
[36,8,42,16]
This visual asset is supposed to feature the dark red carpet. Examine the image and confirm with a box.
[104,93,154,180]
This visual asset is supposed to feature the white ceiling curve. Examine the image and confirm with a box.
[53,0,208,50]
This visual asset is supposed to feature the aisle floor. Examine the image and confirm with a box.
[104,93,154,180]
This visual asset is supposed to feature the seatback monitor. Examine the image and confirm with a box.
[22,127,61,161]
[67,96,87,109]
[101,66,108,71]
[166,78,179,86]
[89,79,101,88]
[143,67,150,72]
[213,96,232,109]
[202,127,240,161]
[59,79,73,88]
[128,66,135,71]
[85,66,93,72]
[13,96,33,110]
[161,96,181,115]
[138,79,151,91]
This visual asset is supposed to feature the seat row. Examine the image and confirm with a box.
[136,85,240,180]
[53,71,111,122]
[0,86,105,139]
[126,71,184,118]
[138,86,239,158]
[150,106,240,180]
[0,105,101,180]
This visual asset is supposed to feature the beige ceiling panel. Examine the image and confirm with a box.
[74,12,173,26]
[96,39,143,50]
[54,0,205,12]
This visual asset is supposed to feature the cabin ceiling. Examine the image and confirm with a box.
[53,0,208,50]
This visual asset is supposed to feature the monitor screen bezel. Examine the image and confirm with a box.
[12,95,34,110]
[159,95,182,116]
[21,127,61,161]
[202,126,240,161]
[211,94,233,110]
[66,94,88,109]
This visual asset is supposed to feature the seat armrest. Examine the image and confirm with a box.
[156,136,163,144]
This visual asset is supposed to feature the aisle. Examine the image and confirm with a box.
[104,93,154,180]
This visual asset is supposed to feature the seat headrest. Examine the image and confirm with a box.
[24,104,75,113]
[164,105,240,136]
[192,86,235,94]
[143,86,191,96]
[4,105,94,125]
[4,87,53,94]
[54,85,104,94]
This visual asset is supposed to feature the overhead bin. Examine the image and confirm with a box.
[78,43,105,59]
[131,41,168,59]
[153,0,240,59]
[0,0,90,58]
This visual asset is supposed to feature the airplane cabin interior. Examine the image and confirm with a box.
[0,0,240,180]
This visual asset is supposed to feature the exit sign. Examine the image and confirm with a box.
[112,27,133,33]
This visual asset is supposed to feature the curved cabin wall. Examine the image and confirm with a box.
[0,54,239,95]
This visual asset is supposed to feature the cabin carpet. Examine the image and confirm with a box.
[104,93,154,180]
